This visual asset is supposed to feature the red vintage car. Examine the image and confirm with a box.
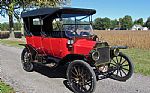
[20,7,134,93]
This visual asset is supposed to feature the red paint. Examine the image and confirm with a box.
[26,36,96,58]
[73,39,96,55]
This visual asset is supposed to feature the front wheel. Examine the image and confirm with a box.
[109,52,134,81]
[67,60,96,93]
[21,48,34,72]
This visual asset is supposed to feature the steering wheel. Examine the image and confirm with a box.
[92,35,99,41]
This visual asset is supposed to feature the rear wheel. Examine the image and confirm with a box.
[109,52,134,81]
[21,48,34,72]
[67,60,96,93]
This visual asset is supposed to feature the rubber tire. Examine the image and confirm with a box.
[67,60,96,93]
[110,52,134,81]
[21,48,34,72]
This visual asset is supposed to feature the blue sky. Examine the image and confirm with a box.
[72,0,150,21]
[0,0,150,23]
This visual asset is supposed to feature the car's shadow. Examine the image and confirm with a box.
[33,63,67,79]
[33,63,74,92]
[33,63,116,92]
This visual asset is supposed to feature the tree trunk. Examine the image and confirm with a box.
[9,14,15,38]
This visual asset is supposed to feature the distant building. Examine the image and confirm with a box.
[142,27,149,30]
[131,25,148,31]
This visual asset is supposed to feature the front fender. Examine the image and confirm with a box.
[110,46,128,50]
[59,54,88,65]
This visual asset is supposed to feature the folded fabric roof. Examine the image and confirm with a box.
[21,7,96,18]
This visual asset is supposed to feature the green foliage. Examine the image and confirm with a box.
[93,17,111,30]
[93,16,133,30]
[134,18,143,26]
[93,15,149,30]
[25,0,71,8]
[0,23,9,31]
[110,19,118,29]
[0,80,15,93]
[93,18,104,30]
[145,17,150,29]
[103,17,111,30]
[94,18,119,30]
[121,15,133,30]
[0,22,21,31]
[53,21,62,31]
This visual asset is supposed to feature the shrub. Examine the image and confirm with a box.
[0,31,22,39]
[0,31,10,39]
[14,31,22,38]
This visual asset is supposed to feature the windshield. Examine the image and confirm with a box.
[63,24,93,37]
[52,16,94,37]
[54,16,93,37]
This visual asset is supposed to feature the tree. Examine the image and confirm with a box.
[0,0,22,37]
[93,17,111,30]
[110,19,118,30]
[0,0,70,38]
[103,17,111,30]
[93,18,104,30]
[145,17,150,29]
[121,15,133,30]
[0,22,9,31]
[14,22,21,31]
[118,18,123,30]
[0,23,1,30]
[134,18,143,26]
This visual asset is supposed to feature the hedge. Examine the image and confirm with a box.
[0,31,22,39]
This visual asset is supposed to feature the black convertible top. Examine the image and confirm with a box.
[21,7,96,18]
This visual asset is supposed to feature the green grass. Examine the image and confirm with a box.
[0,80,15,93]
[0,39,150,75]
[122,49,150,76]
[0,39,25,48]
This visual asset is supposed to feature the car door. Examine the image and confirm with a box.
[50,38,61,58]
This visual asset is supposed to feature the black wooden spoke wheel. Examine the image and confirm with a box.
[67,60,96,93]
[109,52,134,81]
[21,48,34,72]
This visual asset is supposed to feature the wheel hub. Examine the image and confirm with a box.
[116,63,123,70]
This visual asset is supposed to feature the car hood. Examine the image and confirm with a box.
[73,39,96,55]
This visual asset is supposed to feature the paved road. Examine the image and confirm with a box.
[0,44,150,93]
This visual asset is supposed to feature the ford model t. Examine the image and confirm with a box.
[20,7,133,93]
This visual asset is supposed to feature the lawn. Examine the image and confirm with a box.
[122,48,150,76]
[0,39,150,76]
[0,80,15,93]
[0,39,25,48]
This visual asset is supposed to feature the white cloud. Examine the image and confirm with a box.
[0,16,9,23]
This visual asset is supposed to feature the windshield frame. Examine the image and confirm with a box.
[54,15,94,38]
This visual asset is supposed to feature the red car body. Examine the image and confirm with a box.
[26,36,96,58]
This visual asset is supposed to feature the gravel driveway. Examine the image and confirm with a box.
[0,44,150,93]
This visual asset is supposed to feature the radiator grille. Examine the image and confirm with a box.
[96,47,110,64]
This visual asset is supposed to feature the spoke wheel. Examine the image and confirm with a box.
[67,60,96,93]
[21,48,34,72]
[109,52,134,81]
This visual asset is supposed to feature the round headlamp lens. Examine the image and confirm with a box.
[92,51,100,61]
[114,48,119,56]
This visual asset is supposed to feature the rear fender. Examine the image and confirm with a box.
[19,44,37,60]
